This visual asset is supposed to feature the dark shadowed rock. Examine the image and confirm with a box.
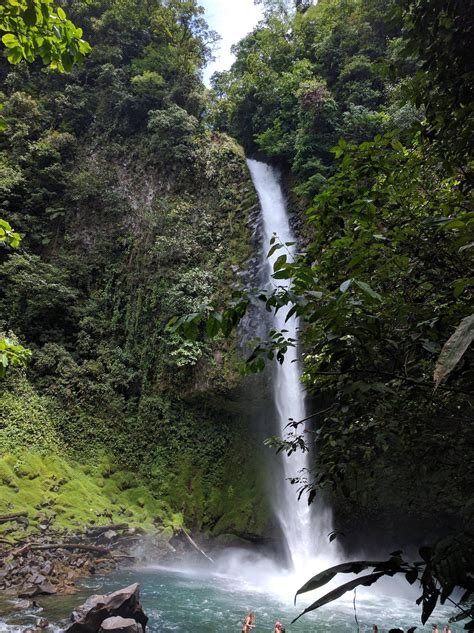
[99,616,143,632]
[66,583,148,633]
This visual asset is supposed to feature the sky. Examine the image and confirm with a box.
[200,0,263,85]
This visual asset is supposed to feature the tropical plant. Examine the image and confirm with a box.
[0,220,30,378]
[0,335,31,378]
[0,0,91,71]
[292,537,474,626]
[0,218,20,248]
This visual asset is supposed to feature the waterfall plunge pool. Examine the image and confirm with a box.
[0,557,455,633]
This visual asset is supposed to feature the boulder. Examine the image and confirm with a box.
[66,583,148,633]
[40,561,54,576]
[36,617,49,628]
[19,580,57,598]
[100,616,143,633]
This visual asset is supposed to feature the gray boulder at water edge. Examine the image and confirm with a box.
[66,583,148,633]
[100,616,143,633]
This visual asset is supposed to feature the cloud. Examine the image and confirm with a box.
[201,0,263,84]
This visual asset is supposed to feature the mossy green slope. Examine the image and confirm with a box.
[0,452,183,538]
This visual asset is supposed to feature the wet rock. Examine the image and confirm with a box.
[15,599,34,609]
[36,617,49,628]
[66,583,148,633]
[19,585,38,598]
[99,616,143,633]
[37,500,55,508]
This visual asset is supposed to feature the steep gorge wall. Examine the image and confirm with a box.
[0,129,272,538]
[0,9,276,538]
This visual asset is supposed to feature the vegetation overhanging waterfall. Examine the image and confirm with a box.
[247,159,336,572]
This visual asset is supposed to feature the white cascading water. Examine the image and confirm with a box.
[247,159,336,577]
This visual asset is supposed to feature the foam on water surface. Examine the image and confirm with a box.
[0,565,455,633]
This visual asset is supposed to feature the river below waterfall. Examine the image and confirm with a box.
[0,563,455,633]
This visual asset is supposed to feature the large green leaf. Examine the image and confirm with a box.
[433,314,474,387]
[292,572,387,623]
[294,560,382,603]
[354,280,382,301]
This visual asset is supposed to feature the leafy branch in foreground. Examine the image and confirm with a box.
[0,0,91,72]
[293,538,474,626]
[0,219,21,248]
[0,336,31,378]
[0,220,30,378]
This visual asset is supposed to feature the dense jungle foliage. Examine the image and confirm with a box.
[0,0,271,538]
[0,0,473,622]
[173,0,474,621]
[181,0,474,530]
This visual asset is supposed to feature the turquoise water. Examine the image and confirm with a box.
[0,562,456,633]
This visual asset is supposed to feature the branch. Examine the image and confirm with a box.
[85,523,129,536]
[313,370,474,396]
[11,542,110,558]
[286,405,336,427]
[0,512,28,524]
[181,527,214,564]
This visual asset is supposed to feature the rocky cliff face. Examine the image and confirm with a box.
[0,32,272,538]
[0,129,273,536]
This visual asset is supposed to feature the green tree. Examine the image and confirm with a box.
[0,0,90,378]
[395,0,474,173]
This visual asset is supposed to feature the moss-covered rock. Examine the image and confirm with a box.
[0,452,180,539]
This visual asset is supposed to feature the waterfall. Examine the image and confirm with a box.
[247,159,336,573]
